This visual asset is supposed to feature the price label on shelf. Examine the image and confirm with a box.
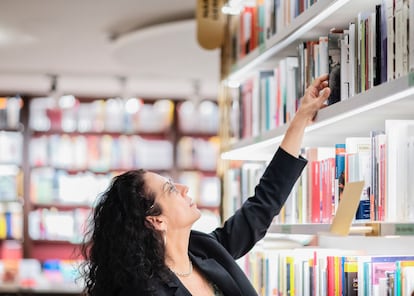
[259,44,266,54]
[394,224,414,236]
[409,72,414,87]
[281,225,292,234]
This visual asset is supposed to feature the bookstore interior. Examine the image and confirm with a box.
[1,0,414,295]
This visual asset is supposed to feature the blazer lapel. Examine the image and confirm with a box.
[190,255,243,296]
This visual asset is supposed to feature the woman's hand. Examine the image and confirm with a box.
[280,74,331,157]
[296,74,331,124]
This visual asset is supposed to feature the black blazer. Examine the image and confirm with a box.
[120,148,307,295]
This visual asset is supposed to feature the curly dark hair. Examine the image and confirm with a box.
[80,169,170,295]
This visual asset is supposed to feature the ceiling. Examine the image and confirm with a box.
[0,0,221,99]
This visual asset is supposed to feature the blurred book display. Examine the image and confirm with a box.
[0,91,221,295]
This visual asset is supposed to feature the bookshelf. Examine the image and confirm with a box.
[219,0,414,294]
[175,99,222,230]
[0,93,221,294]
[24,96,176,261]
[18,95,221,260]
[0,96,24,259]
[222,74,414,160]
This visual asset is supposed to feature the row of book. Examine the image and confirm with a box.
[29,96,175,133]
[298,1,413,105]
[0,131,22,165]
[0,258,82,289]
[30,168,113,206]
[284,121,413,224]
[231,0,414,140]
[240,247,414,296]
[0,202,22,240]
[178,171,221,208]
[235,57,299,138]
[224,119,414,224]
[29,167,222,208]
[0,165,22,201]
[29,96,220,134]
[177,100,219,134]
[176,136,220,171]
[30,134,174,171]
[28,208,91,243]
[0,97,22,130]
[230,0,318,63]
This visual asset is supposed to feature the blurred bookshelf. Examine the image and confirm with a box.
[0,93,221,293]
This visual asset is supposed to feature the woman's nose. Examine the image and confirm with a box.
[177,184,189,195]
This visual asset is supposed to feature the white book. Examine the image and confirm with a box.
[267,75,276,130]
[394,0,409,78]
[284,180,298,224]
[385,120,414,222]
[410,0,414,71]
[303,260,310,296]
[386,0,395,81]
[318,257,327,296]
[265,250,279,296]
[279,59,287,124]
[340,31,350,100]
[264,0,273,39]
[319,36,329,76]
[313,43,320,78]
[407,125,414,221]
[295,260,303,296]
[286,57,299,122]
[403,266,414,296]
[300,170,308,224]
[346,137,372,221]
[260,76,268,133]
[348,22,356,97]
[252,72,260,137]
[277,0,284,30]
[369,12,376,89]
[357,256,372,296]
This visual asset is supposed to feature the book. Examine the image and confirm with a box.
[386,0,395,81]
[345,137,372,220]
[374,5,382,86]
[385,120,414,221]
[402,266,414,296]
[344,260,358,296]
[327,31,344,105]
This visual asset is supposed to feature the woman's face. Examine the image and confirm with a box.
[144,172,201,230]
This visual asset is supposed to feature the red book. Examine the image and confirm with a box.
[327,256,335,296]
[241,79,254,139]
[311,160,321,223]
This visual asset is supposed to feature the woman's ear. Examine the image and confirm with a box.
[145,215,166,231]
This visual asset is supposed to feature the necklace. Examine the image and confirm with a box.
[170,259,193,277]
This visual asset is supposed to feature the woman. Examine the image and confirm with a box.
[80,74,331,295]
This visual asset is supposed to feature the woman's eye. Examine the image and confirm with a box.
[169,185,178,193]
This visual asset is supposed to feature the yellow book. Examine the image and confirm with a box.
[400,261,414,296]
[0,214,6,239]
[344,261,358,296]
[286,256,295,296]
[334,256,340,296]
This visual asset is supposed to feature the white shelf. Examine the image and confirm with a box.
[269,222,414,236]
[228,0,381,82]
[222,73,414,160]
[269,223,331,235]
[318,234,414,255]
